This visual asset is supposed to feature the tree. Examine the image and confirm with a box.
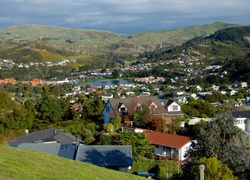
[192,157,235,180]
[111,69,120,79]
[113,131,154,159]
[104,123,115,133]
[110,117,122,132]
[96,134,114,145]
[181,99,215,118]
[183,116,250,180]
[35,95,62,127]
[151,117,168,132]
[81,92,104,125]
[132,104,152,128]
[221,132,250,179]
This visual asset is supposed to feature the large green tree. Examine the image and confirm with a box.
[182,116,250,180]
[35,86,63,127]
[113,131,154,159]
[81,92,104,124]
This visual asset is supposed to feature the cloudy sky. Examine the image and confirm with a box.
[1,0,249,34]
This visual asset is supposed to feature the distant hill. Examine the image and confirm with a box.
[146,25,250,81]
[0,40,73,62]
[0,144,142,180]
[0,22,241,64]
[207,25,250,46]
[0,24,124,42]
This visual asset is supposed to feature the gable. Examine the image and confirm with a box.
[167,101,181,112]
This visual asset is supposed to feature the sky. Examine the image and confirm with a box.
[1,0,250,35]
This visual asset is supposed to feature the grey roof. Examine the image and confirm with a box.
[8,143,77,160]
[9,128,77,144]
[75,145,132,167]
[232,110,250,119]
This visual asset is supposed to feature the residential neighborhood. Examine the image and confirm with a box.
[1,27,250,179]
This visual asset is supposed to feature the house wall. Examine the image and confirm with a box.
[247,119,250,133]
[235,117,246,131]
[167,102,181,112]
[102,101,114,124]
[179,142,192,161]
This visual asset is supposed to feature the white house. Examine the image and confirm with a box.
[145,130,191,161]
[232,110,250,133]
[121,127,192,161]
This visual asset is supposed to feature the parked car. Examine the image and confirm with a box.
[134,171,155,178]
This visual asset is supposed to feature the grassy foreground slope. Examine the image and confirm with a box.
[0,145,143,180]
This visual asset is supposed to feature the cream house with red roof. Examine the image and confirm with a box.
[145,130,191,161]
[122,127,192,161]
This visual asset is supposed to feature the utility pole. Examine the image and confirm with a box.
[200,164,205,180]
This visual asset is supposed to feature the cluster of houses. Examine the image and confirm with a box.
[3,51,250,173]
[0,78,43,86]
[8,94,250,173]
[0,59,75,69]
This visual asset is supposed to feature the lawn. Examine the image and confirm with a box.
[0,144,143,180]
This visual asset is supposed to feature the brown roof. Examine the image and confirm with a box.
[144,130,191,149]
[109,96,171,115]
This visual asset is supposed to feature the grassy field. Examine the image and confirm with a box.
[0,144,144,180]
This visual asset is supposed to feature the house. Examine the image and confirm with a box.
[9,143,132,172]
[29,78,43,86]
[231,110,250,133]
[145,130,191,161]
[9,128,78,144]
[244,97,250,107]
[75,145,132,172]
[0,78,17,85]
[122,127,191,161]
[101,93,114,103]
[9,143,78,160]
[9,128,133,172]
[102,96,184,124]
[188,117,214,125]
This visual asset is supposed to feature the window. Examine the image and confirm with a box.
[120,107,126,112]
[172,105,178,111]
[106,106,110,112]
[237,120,243,124]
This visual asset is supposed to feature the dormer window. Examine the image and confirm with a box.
[149,102,157,112]
[120,107,126,112]
[119,104,127,112]
[135,103,142,111]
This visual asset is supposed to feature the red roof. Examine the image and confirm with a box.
[144,130,191,149]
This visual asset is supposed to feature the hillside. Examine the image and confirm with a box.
[0,144,143,180]
[145,25,250,82]
[0,22,240,64]
[0,40,74,62]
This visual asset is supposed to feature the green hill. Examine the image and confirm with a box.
[0,24,124,43]
[0,40,72,62]
[0,144,143,180]
[0,22,240,63]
